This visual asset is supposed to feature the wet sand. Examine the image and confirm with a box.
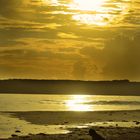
[1,127,140,140]
[1,126,140,140]
[0,110,140,140]
[8,110,140,125]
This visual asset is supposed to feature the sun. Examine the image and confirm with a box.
[42,0,130,26]
[69,0,130,26]
[70,0,105,11]
[42,0,58,5]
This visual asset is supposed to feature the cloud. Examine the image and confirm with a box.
[58,32,79,39]
[72,59,101,80]
[102,34,140,80]
[0,60,73,80]
[0,0,30,18]
[0,47,76,79]
[80,33,140,80]
[72,60,87,80]
[0,0,140,80]
[0,40,28,47]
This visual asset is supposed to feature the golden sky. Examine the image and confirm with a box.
[0,0,140,80]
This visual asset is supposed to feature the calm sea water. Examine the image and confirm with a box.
[0,94,140,138]
[0,94,140,111]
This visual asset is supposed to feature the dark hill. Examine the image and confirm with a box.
[0,79,140,95]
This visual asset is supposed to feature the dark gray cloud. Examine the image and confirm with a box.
[0,0,29,19]
[0,47,82,61]
[102,34,140,80]
[80,33,140,80]
[72,60,87,80]
[0,40,28,47]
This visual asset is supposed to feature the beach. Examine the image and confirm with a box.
[0,110,140,140]
[0,0,140,139]
[0,94,140,139]
[2,127,140,140]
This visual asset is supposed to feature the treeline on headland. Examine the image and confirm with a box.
[0,79,140,95]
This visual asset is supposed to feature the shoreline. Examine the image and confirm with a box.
[8,110,140,125]
[1,126,140,140]
[0,110,140,139]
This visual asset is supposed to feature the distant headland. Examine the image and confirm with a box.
[0,79,140,95]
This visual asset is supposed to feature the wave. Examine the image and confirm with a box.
[40,100,140,105]
[86,101,140,105]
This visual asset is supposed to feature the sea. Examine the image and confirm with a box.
[0,94,140,138]
[0,94,140,112]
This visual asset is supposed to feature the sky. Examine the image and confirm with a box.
[0,0,140,81]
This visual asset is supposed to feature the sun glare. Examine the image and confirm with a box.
[70,0,105,11]
[66,95,92,111]
[69,0,130,26]
[42,0,130,26]
[43,0,58,5]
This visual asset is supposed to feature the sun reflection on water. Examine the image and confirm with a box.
[66,95,92,111]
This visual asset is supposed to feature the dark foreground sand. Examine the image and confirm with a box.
[1,127,140,140]
[0,110,140,140]
[8,110,140,124]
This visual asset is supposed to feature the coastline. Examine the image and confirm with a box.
[1,127,140,140]
[8,110,140,125]
[0,110,140,139]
